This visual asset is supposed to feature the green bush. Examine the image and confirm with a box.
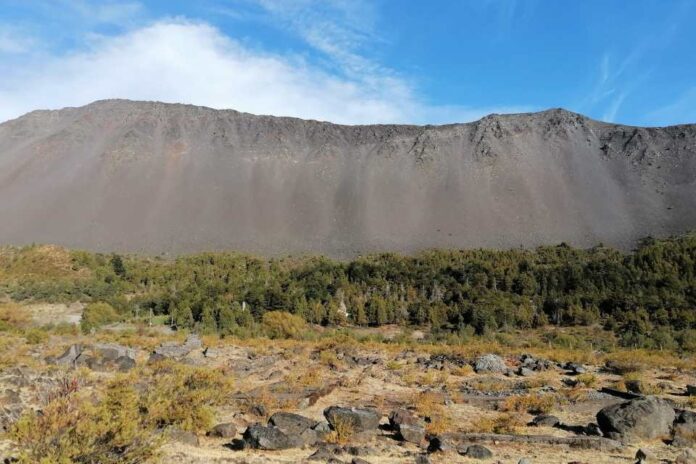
[81,302,121,333]
[262,311,307,339]
[24,328,48,345]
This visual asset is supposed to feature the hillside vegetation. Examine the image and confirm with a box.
[1,233,694,351]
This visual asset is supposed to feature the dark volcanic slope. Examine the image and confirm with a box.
[0,100,695,256]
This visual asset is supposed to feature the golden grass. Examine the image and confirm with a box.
[499,393,557,415]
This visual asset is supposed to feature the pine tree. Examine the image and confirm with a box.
[173,303,194,329]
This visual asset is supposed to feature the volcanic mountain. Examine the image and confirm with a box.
[0,100,694,256]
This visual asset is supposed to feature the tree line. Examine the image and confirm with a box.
[2,233,695,350]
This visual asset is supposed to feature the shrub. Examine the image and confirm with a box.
[81,302,121,333]
[0,303,30,329]
[24,328,48,345]
[326,414,355,444]
[576,373,598,388]
[500,393,556,414]
[11,376,159,464]
[144,362,234,433]
[262,311,307,339]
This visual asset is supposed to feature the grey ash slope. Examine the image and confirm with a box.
[0,99,694,256]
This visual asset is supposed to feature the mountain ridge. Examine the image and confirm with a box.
[0,99,694,257]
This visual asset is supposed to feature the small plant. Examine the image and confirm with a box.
[24,328,48,345]
[451,364,474,376]
[319,349,341,368]
[492,413,523,433]
[500,393,556,414]
[469,413,522,434]
[326,415,355,444]
[385,360,402,370]
[576,373,598,388]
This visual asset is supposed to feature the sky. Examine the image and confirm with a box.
[0,0,694,126]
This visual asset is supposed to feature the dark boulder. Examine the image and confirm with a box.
[115,356,136,372]
[389,409,419,429]
[530,414,560,427]
[397,423,425,444]
[209,422,237,438]
[324,406,381,433]
[460,444,493,459]
[596,396,675,440]
[243,424,292,450]
[474,354,507,373]
[268,411,318,435]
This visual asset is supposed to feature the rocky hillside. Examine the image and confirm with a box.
[0,100,694,256]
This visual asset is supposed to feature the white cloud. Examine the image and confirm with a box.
[0,20,530,125]
[0,27,36,54]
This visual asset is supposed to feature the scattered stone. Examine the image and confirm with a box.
[415,455,432,464]
[168,428,199,446]
[565,362,587,375]
[635,448,657,462]
[584,423,602,436]
[324,406,381,433]
[250,404,267,417]
[93,343,136,361]
[308,445,340,461]
[397,423,426,444]
[517,367,534,377]
[314,421,332,433]
[460,444,493,459]
[114,356,136,372]
[427,436,453,453]
[209,422,237,438]
[269,412,318,436]
[596,396,676,441]
[518,459,532,464]
[48,344,82,367]
[147,353,166,364]
[625,380,644,394]
[153,335,202,359]
[243,424,292,450]
[389,409,419,429]
[530,414,560,427]
[673,410,696,447]
[474,354,507,373]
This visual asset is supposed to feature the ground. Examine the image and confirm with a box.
[1,307,696,463]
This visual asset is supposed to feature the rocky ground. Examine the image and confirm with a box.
[2,324,696,463]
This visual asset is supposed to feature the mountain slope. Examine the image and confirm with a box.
[0,100,694,256]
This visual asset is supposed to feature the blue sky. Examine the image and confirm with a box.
[0,0,694,126]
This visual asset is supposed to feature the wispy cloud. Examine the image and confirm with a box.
[580,4,687,123]
[0,27,37,54]
[0,19,529,125]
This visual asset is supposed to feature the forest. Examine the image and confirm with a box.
[1,233,695,351]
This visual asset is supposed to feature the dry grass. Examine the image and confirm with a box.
[326,414,355,444]
[469,413,523,434]
[499,393,557,415]
[575,373,598,388]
